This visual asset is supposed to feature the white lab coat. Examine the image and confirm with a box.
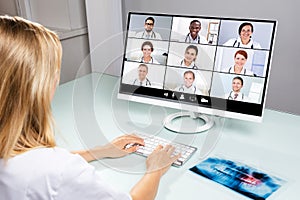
[0,147,131,200]
[182,33,208,44]
[135,30,162,40]
[223,37,261,49]
[174,84,202,95]
[133,78,151,87]
[140,56,160,64]
[225,91,246,101]
[180,60,198,69]
[223,66,254,76]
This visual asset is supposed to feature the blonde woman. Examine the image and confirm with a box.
[0,16,179,200]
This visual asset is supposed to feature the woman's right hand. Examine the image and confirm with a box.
[146,145,181,176]
[130,145,180,200]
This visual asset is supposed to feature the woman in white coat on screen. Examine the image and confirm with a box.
[140,41,160,64]
[223,50,255,76]
[179,45,199,69]
[223,22,261,49]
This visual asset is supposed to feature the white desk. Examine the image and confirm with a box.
[52,73,300,200]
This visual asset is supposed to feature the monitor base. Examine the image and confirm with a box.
[163,112,214,134]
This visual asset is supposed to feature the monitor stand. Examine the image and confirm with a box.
[163,112,214,134]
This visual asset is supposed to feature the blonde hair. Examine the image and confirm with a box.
[0,16,62,160]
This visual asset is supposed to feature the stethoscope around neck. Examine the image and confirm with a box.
[185,33,200,44]
[133,78,151,86]
[141,56,154,64]
[233,38,254,49]
[180,60,197,69]
[141,31,156,39]
[228,91,244,100]
[228,66,247,75]
[179,85,196,93]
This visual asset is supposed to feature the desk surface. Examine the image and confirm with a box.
[52,73,300,200]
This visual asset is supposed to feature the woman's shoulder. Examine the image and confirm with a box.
[252,41,262,49]
[0,147,87,200]
[5,147,84,170]
[223,38,236,45]
[244,68,254,76]
[152,57,160,64]
[24,147,72,158]
[222,66,231,72]
[174,85,182,91]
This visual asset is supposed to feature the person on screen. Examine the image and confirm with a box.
[226,76,246,101]
[140,41,160,64]
[184,20,208,44]
[180,45,199,69]
[0,16,180,200]
[223,50,254,76]
[223,22,262,49]
[133,64,152,86]
[135,16,162,40]
[174,71,202,95]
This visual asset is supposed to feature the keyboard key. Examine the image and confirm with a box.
[132,133,197,167]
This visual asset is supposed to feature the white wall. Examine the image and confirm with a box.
[60,34,91,83]
[85,0,123,76]
[28,0,87,30]
[0,0,18,15]
[122,0,300,115]
[0,0,91,84]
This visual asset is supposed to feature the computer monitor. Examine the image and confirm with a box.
[118,12,277,133]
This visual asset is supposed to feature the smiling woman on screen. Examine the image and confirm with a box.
[223,22,262,49]
[180,45,199,69]
[223,50,255,76]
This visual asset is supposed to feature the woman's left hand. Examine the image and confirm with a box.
[90,134,145,160]
[102,134,145,158]
[74,134,145,162]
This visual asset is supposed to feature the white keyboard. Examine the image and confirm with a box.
[127,134,197,167]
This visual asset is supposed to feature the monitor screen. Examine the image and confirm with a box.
[119,12,277,122]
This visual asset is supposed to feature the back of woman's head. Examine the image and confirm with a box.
[0,16,62,160]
